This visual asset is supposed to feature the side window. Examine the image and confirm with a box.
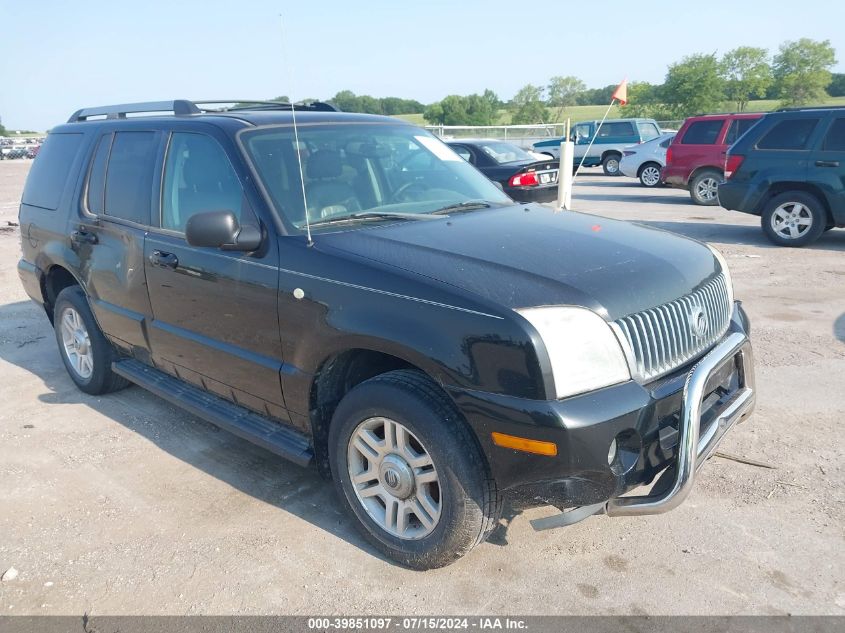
[86,133,112,215]
[659,137,673,149]
[104,131,158,224]
[681,120,725,144]
[20,133,84,210]
[572,123,592,143]
[637,122,660,141]
[451,145,473,163]
[822,118,845,151]
[162,133,247,233]
[724,118,759,146]
[756,118,820,150]
[598,122,635,138]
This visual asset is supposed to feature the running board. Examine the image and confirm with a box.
[112,359,313,467]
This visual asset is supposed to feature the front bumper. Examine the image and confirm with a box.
[451,302,755,519]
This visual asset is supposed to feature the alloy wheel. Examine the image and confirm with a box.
[641,165,661,186]
[771,202,813,240]
[347,416,441,540]
[696,177,719,201]
[60,307,94,379]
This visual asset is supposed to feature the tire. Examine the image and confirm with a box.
[638,162,662,188]
[53,286,130,395]
[761,191,827,247]
[689,169,722,205]
[602,153,622,176]
[328,369,501,570]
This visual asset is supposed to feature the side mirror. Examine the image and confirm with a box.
[185,210,262,252]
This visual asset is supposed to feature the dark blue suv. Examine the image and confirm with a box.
[718,106,845,247]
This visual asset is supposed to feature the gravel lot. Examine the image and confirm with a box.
[0,159,843,615]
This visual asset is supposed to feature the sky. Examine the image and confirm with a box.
[1,0,843,131]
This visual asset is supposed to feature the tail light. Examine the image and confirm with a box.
[665,146,673,165]
[623,150,636,157]
[725,154,744,179]
[509,171,538,187]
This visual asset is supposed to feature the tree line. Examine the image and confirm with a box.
[418,38,840,125]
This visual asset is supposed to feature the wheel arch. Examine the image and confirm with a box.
[689,165,723,184]
[308,347,455,478]
[757,182,833,223]
[637,160,662,177]
[40,264,84,324]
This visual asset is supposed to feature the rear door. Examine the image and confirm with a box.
[143,128,288,421]
[808,115,845,223]
[749,114,823,187]
[676,118,727,180]
[78,130,160,354]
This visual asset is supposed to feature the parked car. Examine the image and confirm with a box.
[18,99,755,569]
[619,132,675,187]
[445,139,559,202]
[663,113,763,205]
[718,106,845,247]
[532,118,662,176]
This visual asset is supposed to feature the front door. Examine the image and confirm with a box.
[143,131,287,421]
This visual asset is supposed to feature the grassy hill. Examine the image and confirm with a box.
[395,96,845,127]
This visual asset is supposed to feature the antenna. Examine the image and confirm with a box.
[280,15,313,246]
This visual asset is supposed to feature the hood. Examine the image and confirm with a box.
[317,205,719,321]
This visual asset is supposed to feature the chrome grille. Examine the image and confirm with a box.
[614,274,732,381]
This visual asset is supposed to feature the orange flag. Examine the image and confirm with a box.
[612,79,628,105]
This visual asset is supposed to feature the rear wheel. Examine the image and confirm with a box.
[602,153,622,176]
[638,162,662,187]
[761,191,826,247]
[328,370,501,569]
[53,286,129,395]
[689,170,721,205]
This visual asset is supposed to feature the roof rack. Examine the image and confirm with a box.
[195,100,340,113]
[67,100,201,123]
[67,99,340,123]
[776,105,845,112]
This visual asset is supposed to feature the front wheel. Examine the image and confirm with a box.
[602,153,622,176]
[638,162,662,187]
[689,170,721,205]
[328,370,501,570]
[761,191,827,247]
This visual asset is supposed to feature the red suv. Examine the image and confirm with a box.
[664,113,763,205]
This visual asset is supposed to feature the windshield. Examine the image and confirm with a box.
[476,141,535,164]
[240,123,512,230]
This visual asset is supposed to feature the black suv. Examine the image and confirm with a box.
[718,106,845,247]
[18,100,756,569]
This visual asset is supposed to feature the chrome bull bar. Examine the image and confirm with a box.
[605,331,756,517]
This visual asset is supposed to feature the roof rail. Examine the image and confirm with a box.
[776,105,845,112]
[194,100,340,113]
[67,100,200,123]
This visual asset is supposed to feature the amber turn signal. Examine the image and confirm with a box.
[491,432,558,456]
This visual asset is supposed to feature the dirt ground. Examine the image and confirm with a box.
[0,159,843,615]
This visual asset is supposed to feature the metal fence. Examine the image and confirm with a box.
[426,121,684,149]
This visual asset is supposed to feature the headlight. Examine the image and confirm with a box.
[517,306,631,399]
[707,244,734,305]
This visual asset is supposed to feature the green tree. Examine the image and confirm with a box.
[721,47,772,111]
[618,82,674,120]
[271,95,290,103]
[330,90,361,112]
[546,76,586,121]
[511,84,547,124]
[576,84,616,105]
[0,117,6,137]
[481,89,501,115]
[828,73,845,97]
[773,38,837,106]
[662,53,725,117]
[423,101,446,125]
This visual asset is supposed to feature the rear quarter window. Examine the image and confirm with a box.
[20,133,84,210]
[756,118,820,150]
[680,120,725,145]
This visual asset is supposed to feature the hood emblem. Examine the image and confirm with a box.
[690,306,708,338]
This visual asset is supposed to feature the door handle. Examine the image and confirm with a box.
[815,160,840,167]
[149,250,179,269]
[70,229,97,245]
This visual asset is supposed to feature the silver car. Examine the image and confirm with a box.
[619,132,675,187]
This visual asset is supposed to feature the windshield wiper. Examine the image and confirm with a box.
[430,200,492,215]
[308,211,441,228]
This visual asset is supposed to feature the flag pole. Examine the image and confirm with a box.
[572,98,616,180]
